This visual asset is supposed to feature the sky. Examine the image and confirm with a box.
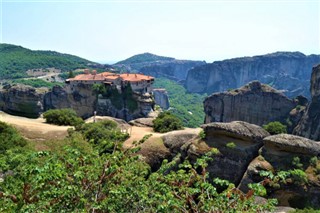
[1,0,319,64]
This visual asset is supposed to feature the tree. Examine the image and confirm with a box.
[43,108,84,127]
[263,121,287,135]
[153,111,183,133]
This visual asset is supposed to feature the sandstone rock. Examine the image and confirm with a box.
[202,121,270,184]
[129,117,154,127]
[152,88,170,110]
[294,64,320,140]
[204,81,297,126]
[85,115,131,129]
[263,134,320,157]
[186,52,320,98]
[161,128,202,155]
[0,84,48,118]
[44,84,96,118]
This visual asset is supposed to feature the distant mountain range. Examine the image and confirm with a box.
[2,43,320,98]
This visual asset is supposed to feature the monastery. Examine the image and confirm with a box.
[66,69,154,93]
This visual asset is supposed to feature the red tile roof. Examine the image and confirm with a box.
[119,73,154,82]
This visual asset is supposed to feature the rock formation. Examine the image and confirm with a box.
[204,81,297,126]
[44,84,96,118]
[0,83,154,121]
[293,64,320,141]
[186,52,320,98]
[201,121,270,184]
[152,88,170,110]
[0,84,48,118]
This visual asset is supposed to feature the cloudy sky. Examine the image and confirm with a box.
[1,0,319,63]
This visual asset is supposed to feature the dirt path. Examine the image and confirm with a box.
[0,111,70,141]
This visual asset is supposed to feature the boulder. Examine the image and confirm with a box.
[129,117,154,127]
[202,121,270,184]
[152,88,170,110]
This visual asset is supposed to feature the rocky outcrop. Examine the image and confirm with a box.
[152,88,170,110]
[44,84,96,118]
[0,84,48,118]
[129,117,154,127]
[201,121,270,184]
[96,92,154,121]
[186,52,320,98]
[204,81,297,126]
[115,53,205,82]
[0,83,154,121]
[294,64,320,140]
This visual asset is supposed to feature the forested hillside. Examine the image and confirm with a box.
[0,44,93,79]
[153,78,206,127]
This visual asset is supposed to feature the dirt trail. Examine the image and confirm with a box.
[0,111,70,141]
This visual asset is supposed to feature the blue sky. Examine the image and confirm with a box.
[1,0,319,63]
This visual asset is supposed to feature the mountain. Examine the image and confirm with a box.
[186,52,320,98]
[0,43,95,79]
[115,53,205,81]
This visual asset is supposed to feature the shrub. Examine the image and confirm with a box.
[226,142,236,149]
[292,156,303,169]
[199,130,206,139]
[43,108,84,127]
[153,111,183,133]
[263,121,287,135]
[78,120,129,154]
[289,169,308,185]
[0,121,27,154]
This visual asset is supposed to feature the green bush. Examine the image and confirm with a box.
[43,108,84,127]
[226,142,236,149]
[263,121,287,135]
[0,121,27,154]
[78,120,129,154]
[153,111,183,133]
[289,169,308,185]
[12,79,63,88]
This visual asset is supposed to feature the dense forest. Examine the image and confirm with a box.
[0,44,93,79]
[153,78,207,128]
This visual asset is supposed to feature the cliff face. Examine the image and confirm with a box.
[186,52,320,98]
[293,64,320,140]
[0,85,48,118]
[204,81,297,126]
[152,88,170,110]
[44,84,97,118]
[0,83,154,121]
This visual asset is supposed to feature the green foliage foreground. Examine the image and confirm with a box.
[153,111,183,133]
[0,121,277,212]
[43,108,84,127]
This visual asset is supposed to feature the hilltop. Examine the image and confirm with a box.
[0,43,95,79]
[115,52,175,66]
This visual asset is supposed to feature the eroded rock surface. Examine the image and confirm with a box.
[294,64,320,140]
[0,84,48,118]
[204,81,296,126]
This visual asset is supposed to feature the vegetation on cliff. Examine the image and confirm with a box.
[153,78,206,128]
[0,43,92,79]
[0,120,278,212]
